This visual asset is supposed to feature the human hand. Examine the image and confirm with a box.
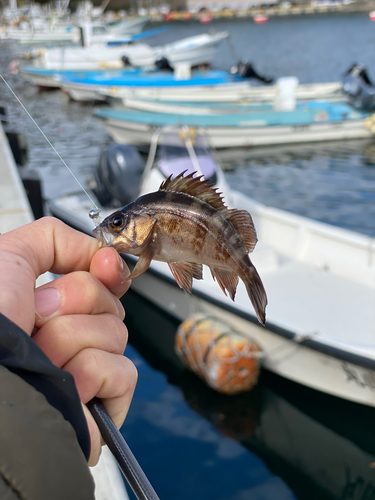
[0,216,137,465]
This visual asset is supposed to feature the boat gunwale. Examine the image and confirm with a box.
[120,253,375,372]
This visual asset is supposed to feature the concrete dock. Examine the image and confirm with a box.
[0,121,34,234]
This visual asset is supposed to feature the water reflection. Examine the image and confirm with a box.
[122,290,375,500]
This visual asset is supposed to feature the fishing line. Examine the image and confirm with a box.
[1,73,160,500]
[0,73,99,210]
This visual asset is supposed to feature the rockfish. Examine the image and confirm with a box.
[93,172,268,324]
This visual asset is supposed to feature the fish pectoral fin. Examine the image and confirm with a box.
[226,209,258,253]
[168,261,201,294]
[210,267,239,301]
[127,246,156,280]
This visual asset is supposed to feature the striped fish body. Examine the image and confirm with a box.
[93,172,268,324]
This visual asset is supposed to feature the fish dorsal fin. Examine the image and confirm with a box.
[160,171,227,211]
[226,209,258,252]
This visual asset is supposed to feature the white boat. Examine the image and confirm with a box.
[1,24,75,44]
[28,31,229,71]
[104,79,343,104]
[89,17,149,40]
[49,128,375,407]
[1,17,149,45]
[21,67,235,95]
[121,91,345,116]
[94,100,373,148]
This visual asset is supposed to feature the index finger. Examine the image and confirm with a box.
[0,216,99,277]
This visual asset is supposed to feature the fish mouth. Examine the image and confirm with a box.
[92,225,114,248]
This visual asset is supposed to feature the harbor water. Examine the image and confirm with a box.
[1,13,375,500]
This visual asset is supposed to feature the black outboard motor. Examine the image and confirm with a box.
[121,55,131,66]
[342,63,375,112]
[92,143,145,208]
[155,56,173,72]
[232,60,274,85]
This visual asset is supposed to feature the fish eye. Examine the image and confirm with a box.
[110,214,125,230]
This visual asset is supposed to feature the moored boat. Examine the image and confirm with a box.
[57,68,238,99]
[49,129,375,407]
[23,31,228,72]
[93,100,373,148]
[104,79,343,104]
[2,16,149,45]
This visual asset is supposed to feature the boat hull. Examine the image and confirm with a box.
[110,81,342,103]
[122,255,375,407]
[49,188,375,407]
[25,32,228,71]
[20,71,61,88]
[99,117,372,148]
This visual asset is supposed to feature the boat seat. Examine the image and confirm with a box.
[252,241,282,273]
[157,155,217,183]
[261,260,375,354]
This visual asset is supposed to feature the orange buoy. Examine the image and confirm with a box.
[199,15,213,23]
[164,12,174,21]
[175,314,263,395]
[254,14,268,24]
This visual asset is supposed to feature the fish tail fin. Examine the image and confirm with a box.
[243,266,268,326]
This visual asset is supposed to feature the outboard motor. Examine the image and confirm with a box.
[342,63,375,112]
[232,60,274,85]
[92,143,145,208]
[121,55,131,66]
[155,56,173,72]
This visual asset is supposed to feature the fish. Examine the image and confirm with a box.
[93,171,268,325]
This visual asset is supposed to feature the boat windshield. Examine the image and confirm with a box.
[156,132,218,184]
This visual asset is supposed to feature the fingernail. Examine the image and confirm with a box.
[34,287,61,318]
[119,254,131,280]
[118,254,125,272]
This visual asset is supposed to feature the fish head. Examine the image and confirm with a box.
[92,209,155,255]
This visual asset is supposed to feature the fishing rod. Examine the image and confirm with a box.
[87,398,160,500]
[0,73,160,500]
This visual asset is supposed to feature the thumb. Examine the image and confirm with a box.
[0,217,99,334]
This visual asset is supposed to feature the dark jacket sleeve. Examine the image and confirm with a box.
[0,313,95,500]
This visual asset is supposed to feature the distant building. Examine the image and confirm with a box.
[136,0,186,10]
[186,0,268,10]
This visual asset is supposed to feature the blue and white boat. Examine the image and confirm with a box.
[94,100,373,148]
[57,68,239,101]
[21,66,144,88]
